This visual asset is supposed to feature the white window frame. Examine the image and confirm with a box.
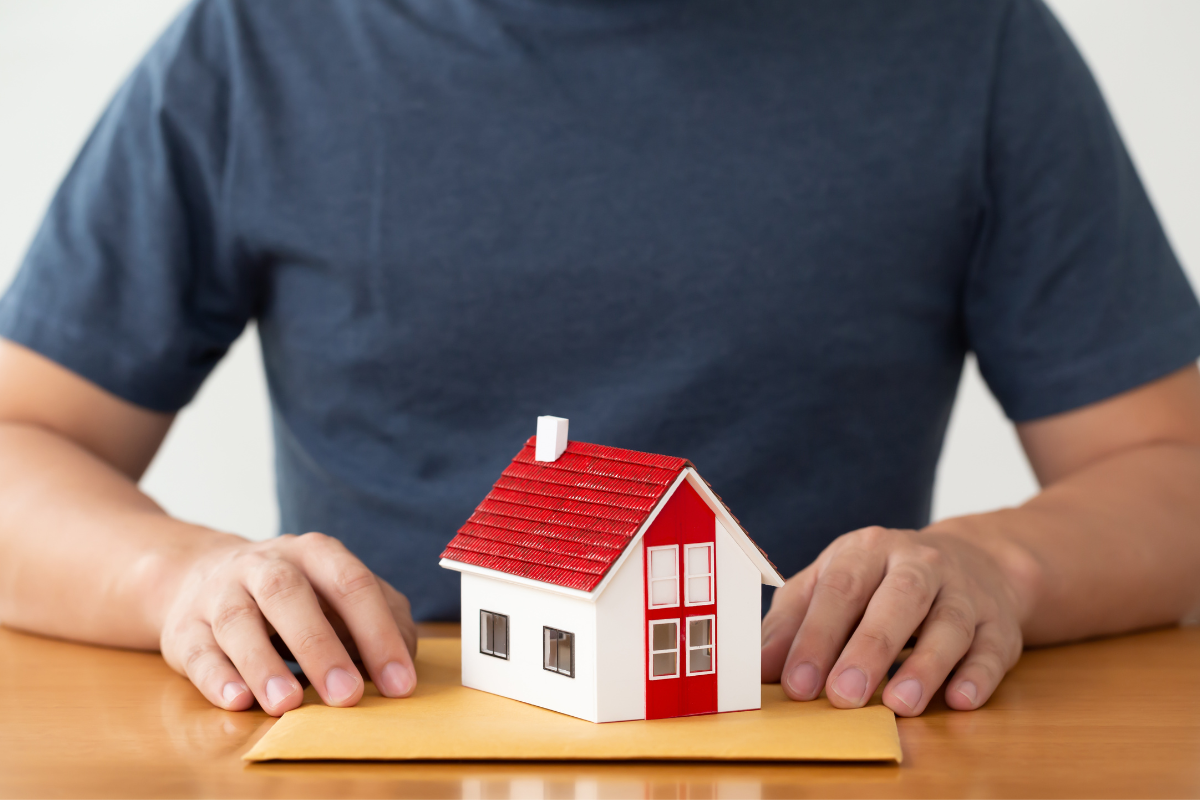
[684,543,714,607]
[647,618,681,680]
[646,544,680,609]
[685,614,716,676]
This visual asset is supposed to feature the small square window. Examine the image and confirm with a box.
[648,619,680,680]
[543,627,575,678]
[480,610,508,659]
[647,545,679,609]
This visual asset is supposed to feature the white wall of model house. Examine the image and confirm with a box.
[714,518,762,714]
[593,542,645,723]
[459,546,647,723]
[461,571,599,722]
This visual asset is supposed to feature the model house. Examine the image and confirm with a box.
[439,416,784,723]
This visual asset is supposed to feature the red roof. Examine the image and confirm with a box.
[440,437,692,592]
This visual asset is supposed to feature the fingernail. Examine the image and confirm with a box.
[832,667,869,705]
[891,678,922,711]
[785,662,820,700]
[324,667,360,704]
[955,680,979,707]
[265,675,296,709]
[221,681,248,705]
[378,661,416,697]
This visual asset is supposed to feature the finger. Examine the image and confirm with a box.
[882,592,978,716]
[781,528,891,701]
[244,551,366,707]
[317,599,362,661]
[317,579,417,662]
[208,585,305,716]
[376,575,419,659]
[826,557,942,709]
[944,619,1022,711]
[760,565,818,682]
[162,619,254,711]
[291,533,417,698]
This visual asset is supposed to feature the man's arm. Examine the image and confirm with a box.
[964,365,1200,644]
[762,364,1200,716]
[0,340,417,714]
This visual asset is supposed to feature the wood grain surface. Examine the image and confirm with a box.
[1,621,1198,798]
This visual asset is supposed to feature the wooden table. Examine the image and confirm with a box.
[2,622,1198,798]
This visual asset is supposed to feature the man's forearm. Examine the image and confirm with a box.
[0,422,239,649]
[927,442,1200,646]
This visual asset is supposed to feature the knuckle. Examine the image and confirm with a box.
[232,550,271,577]
[291,625,338,657]
[820,569,868,605]
[297,531,332,548]
[328,563,378,604]
[856,627,897,657]
[931,601,976,642]
[886,567,933,603]
[211,598,259,636]
[970,648,1007,681]
[855,526,890,550]
[912,544,945,570]
[181,642,222,681]
[254,559,305,604]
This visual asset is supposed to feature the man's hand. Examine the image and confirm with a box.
[159,532,417,716]
[0,342,419,717]
[760,526,1027,717]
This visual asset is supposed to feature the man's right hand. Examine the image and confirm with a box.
[0,341,418,717]
[159,531,418,715]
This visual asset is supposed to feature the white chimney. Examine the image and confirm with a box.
[535,416,569,462]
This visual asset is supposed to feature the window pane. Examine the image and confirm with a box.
[688,576,710,604]
[651,578,676,606]
[652,621,677,652]
[651,548,676,578]
[544,628,557,670]
[689,646,713,674]
[688,545,710,575]
[689,617,712,647]
[481,611,490,654]
[493,614,507,657]
[558,634,572,675]
[652,652,678,677]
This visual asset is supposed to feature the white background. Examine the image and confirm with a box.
[1,1,1197,542]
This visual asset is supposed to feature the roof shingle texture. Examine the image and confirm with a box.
[440,437,691,592]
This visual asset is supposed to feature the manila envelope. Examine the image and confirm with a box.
[243,638,901,763]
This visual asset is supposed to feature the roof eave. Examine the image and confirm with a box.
[439,558,601,601]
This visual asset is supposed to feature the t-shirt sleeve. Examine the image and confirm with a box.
[966,0,1200,423]
[0,0,255,413]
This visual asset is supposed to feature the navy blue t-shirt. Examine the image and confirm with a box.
[3,0,1198,620]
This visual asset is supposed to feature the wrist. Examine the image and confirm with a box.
[921,510,1045,629]
[122,516,245,647]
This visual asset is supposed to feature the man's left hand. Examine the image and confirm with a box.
[760,526,1025,716]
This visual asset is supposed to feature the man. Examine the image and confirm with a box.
[1,0,1199,720]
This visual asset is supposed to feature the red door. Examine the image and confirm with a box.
[644,480,717,719]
